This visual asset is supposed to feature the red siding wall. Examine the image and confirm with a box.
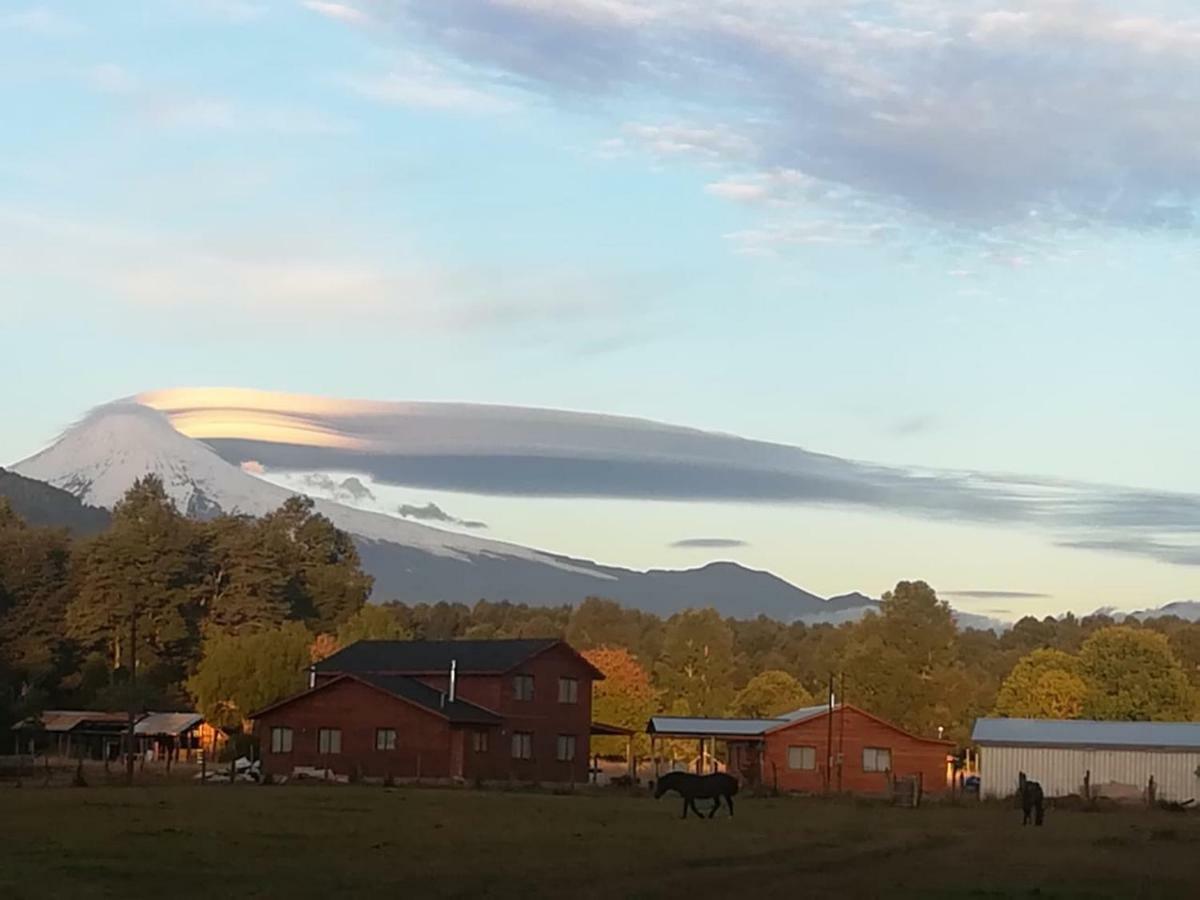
[255,678,459,780]
[282,643,597,783]
[753,708,951,796]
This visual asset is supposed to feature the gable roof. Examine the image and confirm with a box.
[249,673,502,725]
[765,703,954,746]
[972,717,1200,750]
[314,638,603,678]
[647,716,781,737]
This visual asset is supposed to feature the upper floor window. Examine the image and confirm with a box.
[375,728,397,751]
[513,673,535,701]
[472,730,489,753]
[787,745,816,771]
[318,728,342,754]
[270,726,293,753]
[557,677,579,704]
[511,731,533,760]
[863,747,891,773]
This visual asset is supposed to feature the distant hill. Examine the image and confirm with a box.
[0,466,111,534]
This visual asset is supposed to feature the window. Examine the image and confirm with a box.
[863,747,891,773]
[556,734,576,762]
[557,677,579,704]
[511,731,533,760]
[318,728,342,754]
[513,674,535,701]
[787,745,816,771]
[472,730,489,753]
[375,728,397,751]
[269,727,293,753]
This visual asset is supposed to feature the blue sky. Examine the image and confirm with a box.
[3,1,1200,617]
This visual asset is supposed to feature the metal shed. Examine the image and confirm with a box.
[972,718,1200,803]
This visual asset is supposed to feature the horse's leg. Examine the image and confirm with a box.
[681,796,689,819]
[688,797,703,819]
[708,798,719,819]
[726,793,735,817]
[1035,799,1044,826]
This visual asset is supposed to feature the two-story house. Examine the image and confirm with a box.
[251,638,603,783]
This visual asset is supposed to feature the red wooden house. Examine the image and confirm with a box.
[251,638,603,783]
[650,703,953,796]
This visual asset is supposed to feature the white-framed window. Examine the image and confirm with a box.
[787,745,816,771]
[375,728,397,751]
[473,730,489,753]
[270,726,293,753]
[557,677,579,703]
[511,731,533,760]
[863,747,891,773]
[513,674,535,701]
[318,728,342,754]
[556,734,576,762]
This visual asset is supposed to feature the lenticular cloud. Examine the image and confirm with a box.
[135,387,1200,566]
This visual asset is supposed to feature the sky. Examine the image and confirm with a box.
[2,1,1200,619]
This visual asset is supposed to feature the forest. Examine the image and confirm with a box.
[2,476,1199,747]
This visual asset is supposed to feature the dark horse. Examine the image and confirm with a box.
[1018,772,1045,826]
[654,771,738,819]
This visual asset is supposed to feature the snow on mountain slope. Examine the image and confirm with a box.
[12,402,609,576]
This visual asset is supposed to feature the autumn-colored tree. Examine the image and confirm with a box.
[1078,626,1195,721]
[729,670,813,718]
[188,622,313,729]
[654,608,735,717]
[335,604,412,646]
[584,646,659,755]
[994,649,1088,719]
[309,633,340,664]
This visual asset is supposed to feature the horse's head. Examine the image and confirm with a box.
[1018,771,1027,787]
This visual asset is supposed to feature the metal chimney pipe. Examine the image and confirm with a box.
[449,659,457,703]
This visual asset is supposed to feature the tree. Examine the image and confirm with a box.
[335,604,411,646]
[729,670,813,718]
[67,477,205,684]
[1078,626,1195,721]
[584,647,659,756]
[994,649,1088,719]
[654,608,735,717]
[844,581,961,737]
[0,502,73,673]
[187,622,313,729]
[262,496,372,632]
[200,516,289,636]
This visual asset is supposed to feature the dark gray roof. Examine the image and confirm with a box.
[315,638,566,675]
[355,674,500,726]
[972,717,1200,750]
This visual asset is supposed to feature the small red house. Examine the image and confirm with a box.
[251,638,602,783]
[650,703,953,796]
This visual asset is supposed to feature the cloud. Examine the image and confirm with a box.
[941,590,1051,600]
[300,1,368,25]
[0,6,81,36]
[887,415,939,437]
[358,1,1200,232]
[338,57,516,113]
[669,538,749,549]
[240,459,266,475]
[177,0,268,23]
[299,473,378,504]
[397,502,487,529]
[86,64,139,95]
[132,386,1200,568]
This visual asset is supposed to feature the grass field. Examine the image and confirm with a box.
[2,785,1197,899]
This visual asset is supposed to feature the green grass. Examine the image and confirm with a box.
[1,786,1197,899]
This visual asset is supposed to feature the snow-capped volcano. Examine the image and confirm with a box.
[9,400,868,619]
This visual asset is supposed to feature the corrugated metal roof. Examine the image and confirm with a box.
[134,713,204,736]
[647,717,780,737]
[354,673,501,725]
[777,704,829,722]
[972,718,1200,749]
[22,710,130,733]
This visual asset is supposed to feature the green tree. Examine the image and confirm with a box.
[67,477,205,683]
[994,648,1088,719]
[0,500,73,674]
[187,621,313,729]
[844,581,960,737]
[262,496,372,632]
[729,669,814,718]
[335,604,412,646]
[200,515,290,635]
[654,608,735,716]
[1078,626,1195,721]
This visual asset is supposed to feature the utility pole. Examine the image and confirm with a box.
[126,601,137,786]
[825,673,834,793]
[837,672,846,792]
